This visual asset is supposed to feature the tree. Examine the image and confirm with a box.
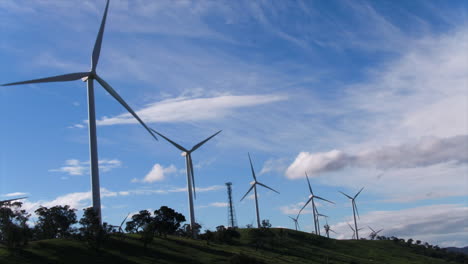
[416,240,421,245]
[153,206,185,238]
[407,238,414,246]
[0,201,31,248]
[200,230,214,245]
[125,210,152,233]
[34,205,77,239]
[79,207,110,249]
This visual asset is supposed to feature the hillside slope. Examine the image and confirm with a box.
[0,228,463,264]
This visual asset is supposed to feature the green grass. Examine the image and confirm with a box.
[0,229,459,264]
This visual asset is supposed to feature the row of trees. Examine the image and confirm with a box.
[0,201,193,250]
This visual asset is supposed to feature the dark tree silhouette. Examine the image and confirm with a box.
[34,205,77,239]
[125,210,152,233]
[0,201,31,248]
[153,206,185,238]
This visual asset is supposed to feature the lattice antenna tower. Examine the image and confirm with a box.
[226,182,238,228]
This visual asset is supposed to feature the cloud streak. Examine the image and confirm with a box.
[95,94,287,126]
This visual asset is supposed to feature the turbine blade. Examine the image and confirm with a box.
[240,184,255,202]
[94,75,157,141]
[376,229,383,234]
[314,196,335,204]
[330,229,337,234]
[256,182,280,194]
[297,198,312,217]
[354,187,364,199]
[92,0,110,71]
[188,154,196,199]
[368,226,376,233]
[339,191,353,200]
[150,129,186,152]
[305,172,314,195]
[2,72,89,86]
[119,213,130,229]
[347,223,355,232]
[0,197,27,205]
[247,153,257,181]
[190,130,222,152]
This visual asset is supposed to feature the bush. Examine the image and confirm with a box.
[34,205,77,239]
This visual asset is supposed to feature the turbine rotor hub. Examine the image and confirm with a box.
[181,152,188,157]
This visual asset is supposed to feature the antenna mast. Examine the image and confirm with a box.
[226,182,237,228]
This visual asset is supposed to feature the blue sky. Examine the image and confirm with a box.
[1,0,467,247]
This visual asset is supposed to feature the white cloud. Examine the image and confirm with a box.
[331,204,468,247]
[198,202,229,209]
[49,159,122,176]
[286,135,468,179]
[2,192,28,197]
[138,164,177,183]
[95,94,286,126]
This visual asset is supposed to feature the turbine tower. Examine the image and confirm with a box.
[288,216,300,231]
[225,182,237,228]
[2,0,157,224]
[297,172,334,235]
[340,187,364,240]
[240,153,280,228]
[151,129,221,238]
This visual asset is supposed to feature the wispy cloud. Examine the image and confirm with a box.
[2,192,28,197]
[49,159,122,176]
[95,94,287,126]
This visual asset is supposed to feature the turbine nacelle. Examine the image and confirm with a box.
[250,181,256,185]
[181,152,188,157]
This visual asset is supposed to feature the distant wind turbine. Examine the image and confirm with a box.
[340,187,364,239]
[368,226,383,240]
[347,222,363,240]
[2,0,157,224]
[151,129,221,238]
[297,172,334,235]
[316,212,328,236]
[240,153,280,228]
[324,224,336,238]
[288,216,300,231]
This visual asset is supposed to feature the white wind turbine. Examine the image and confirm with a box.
[297,172,334,235]
[288,216,300,231]
[368,226,384,240]
[2,0,157,224]
[151,129,221,238]
[240,153,280,228]
[340,187,364,240]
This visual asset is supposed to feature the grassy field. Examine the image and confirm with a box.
[0,228,461,264]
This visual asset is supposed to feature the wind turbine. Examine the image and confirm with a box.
[340,187,364,240]
[0,197,27,206]
[315,212,328,236]
[347,223,363,240]
[324,224,336,238]
[288,216,300,231]
[297,172,334,235]
[368,226,383,240]
[2,0,157,224]
[151,129,221,238]
[240,153,280,228]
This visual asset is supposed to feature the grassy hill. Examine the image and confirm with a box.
[0,228,464,264]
